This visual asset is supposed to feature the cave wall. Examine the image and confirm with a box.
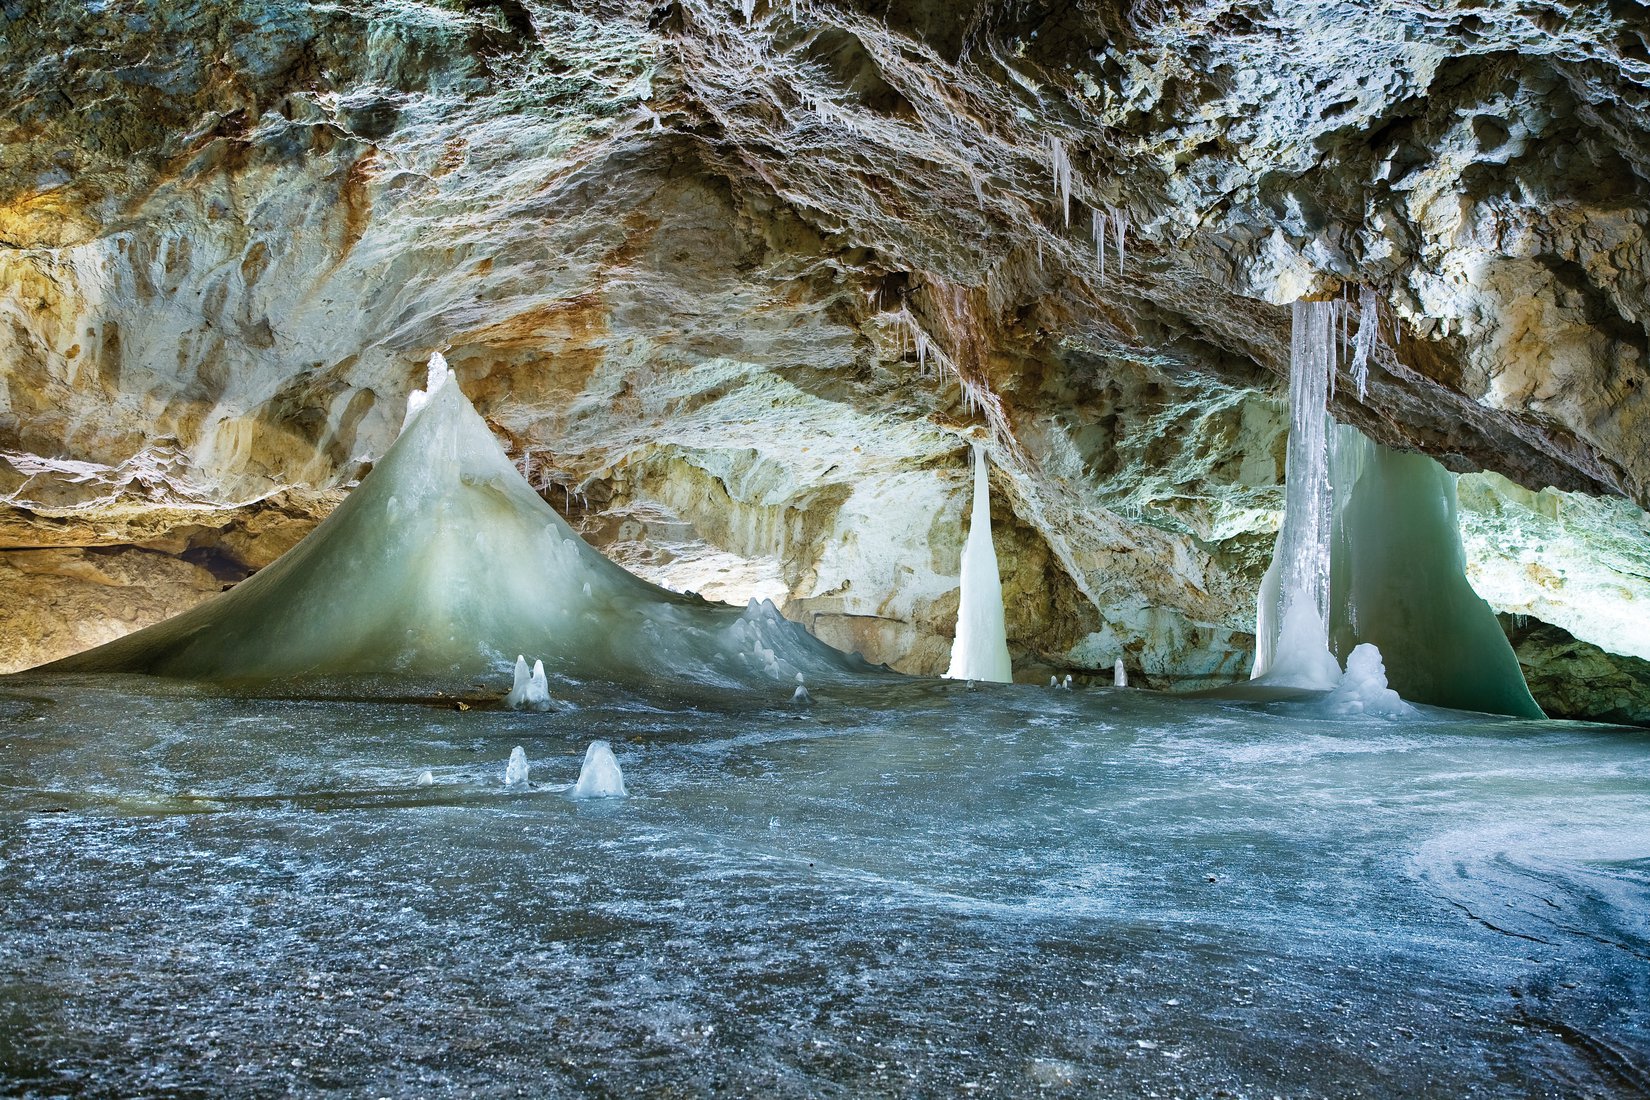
[3,0,1649,712]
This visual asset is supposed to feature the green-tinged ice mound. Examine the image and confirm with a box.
[1329,433,1544,719]
[34,368,874,689]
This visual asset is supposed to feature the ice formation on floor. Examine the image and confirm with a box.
[1114,658,1127,688]
[505,656,552,711]
[1251,302,1541,716]
[792,673,811,705]
[415,770,434,787]
[1329,431,1543,717]
[571,740,627,798]
[504,746,530,787]
[1323,643,1412,718]
[944,444,1013,684]
[1253,300,1341,691]
[35,353,874,689]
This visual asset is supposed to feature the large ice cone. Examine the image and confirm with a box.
[36,360,871,688]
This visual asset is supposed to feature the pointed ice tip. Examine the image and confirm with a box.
[572,740,627,798]
[426,350,450,390]
[504,745,530,787]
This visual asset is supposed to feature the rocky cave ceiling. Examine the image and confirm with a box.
[1,0,1648,717]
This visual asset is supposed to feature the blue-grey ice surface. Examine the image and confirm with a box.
[0,673,1646,1097]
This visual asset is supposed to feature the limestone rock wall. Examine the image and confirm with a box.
[3,0,1648,688]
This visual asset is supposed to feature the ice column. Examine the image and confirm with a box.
[944,444,1013,684]
[1252,300,1343,690]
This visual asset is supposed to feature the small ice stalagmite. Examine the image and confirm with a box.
[1324,643,1412,718]
[504,745,530,787]
[1060,674,1072,691]
[504,655,552,711]
[415,770,434,787]
[792,672,812,705]
[944,444,1013,684]
[571,740,627,798]
[1114,658,1127,687]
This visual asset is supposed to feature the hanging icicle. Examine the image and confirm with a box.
[1348,285,1380,401]
[1109,207,1130,278]
[1091,209,1109,282]
[1047,136,1073,226]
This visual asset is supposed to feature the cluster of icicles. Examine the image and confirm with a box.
[1047,137,1132,281]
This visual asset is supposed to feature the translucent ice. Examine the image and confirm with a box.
[504,746,530,787]
[944,444,1013,684]
[1328,431,1543,717]
[1324,643,1411,718]
[37,367,874,689]
[572,740,627,798]
[1253,301,1340,689]
[792,673,811,705]
[401,350,452,432]
[1114,658,1127,688]
[504,655,552,711]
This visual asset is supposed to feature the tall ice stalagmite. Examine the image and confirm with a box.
[944,444,1013,684]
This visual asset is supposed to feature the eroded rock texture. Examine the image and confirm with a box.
[2,0,1648,707]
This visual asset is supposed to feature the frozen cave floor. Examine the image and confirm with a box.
[1,675,1647,1097]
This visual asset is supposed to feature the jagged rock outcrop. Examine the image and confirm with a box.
[2,0,1647,685]
[1504,615,1650,727]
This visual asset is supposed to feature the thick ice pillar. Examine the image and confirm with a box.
[1252,300,1342,690]
[945,444,1013,684]
[1329,432,1543,718]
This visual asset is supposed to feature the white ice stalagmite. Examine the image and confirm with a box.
[1324,644,1411,718]
[1253,300,1343,691]
[944,444,1013,684]
[504,655,552,711]
[415,770,434,787]
[504,746,530,787]
[792,672,811,705]
[1114,658,1127,687]
[571,741,627,798]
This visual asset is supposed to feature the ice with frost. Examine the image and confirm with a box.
[505,655,551,711]
[572,741,627,798]
[944,444,1012,684]
[504,746,530,787]
[1324,644,1412,718]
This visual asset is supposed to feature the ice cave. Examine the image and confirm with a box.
[2,1,1649,1095]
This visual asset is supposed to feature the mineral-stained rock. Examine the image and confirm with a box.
[1503,616,1650,728]
[2,0,1648,684]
